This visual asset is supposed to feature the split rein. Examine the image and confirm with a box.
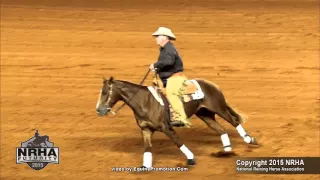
[107,68,159,115]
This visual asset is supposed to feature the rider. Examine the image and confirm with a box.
[149,27,191,128]
[35,130,39,137]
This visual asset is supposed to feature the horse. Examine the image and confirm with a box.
[96,75,258,168]
[27,135,50,147]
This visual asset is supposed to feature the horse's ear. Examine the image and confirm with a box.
[108,76,114,85]
[102,76,107,84]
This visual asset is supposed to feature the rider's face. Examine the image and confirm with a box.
[156,35,169,46]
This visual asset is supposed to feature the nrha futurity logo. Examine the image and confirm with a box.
[16,130,59,170]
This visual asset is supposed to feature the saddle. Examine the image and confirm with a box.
[181,79,205,102]
[147,79,204,105]
[147,79,204,126]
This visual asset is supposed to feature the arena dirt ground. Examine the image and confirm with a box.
[1,0,319,179]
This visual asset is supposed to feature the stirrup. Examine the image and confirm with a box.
[170,121,186,127]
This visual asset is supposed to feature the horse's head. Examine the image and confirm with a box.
[96,76,121,116]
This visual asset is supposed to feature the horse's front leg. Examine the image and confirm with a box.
[141,128,154,168]
[162,126,196,166]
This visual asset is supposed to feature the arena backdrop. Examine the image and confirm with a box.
[1,0,319,179]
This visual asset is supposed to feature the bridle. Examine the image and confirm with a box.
[104,83,115,114]
[102,69,153,115]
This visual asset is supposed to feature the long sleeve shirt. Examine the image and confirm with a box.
[154,41,184,87]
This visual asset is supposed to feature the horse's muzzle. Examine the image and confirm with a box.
[96,107,108,116]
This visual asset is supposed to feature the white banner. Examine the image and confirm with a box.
[16,148,59,164]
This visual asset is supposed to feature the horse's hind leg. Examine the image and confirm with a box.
[162,126,196,166]
[141,128,154,168]
[216,106,257,145]
[196,108,233,153]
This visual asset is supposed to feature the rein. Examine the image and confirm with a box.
[108,69,151,114]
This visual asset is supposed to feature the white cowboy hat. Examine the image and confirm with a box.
[152,27,176,40]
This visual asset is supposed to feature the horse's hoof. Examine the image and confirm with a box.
[249,137,258,145]
[211,150,237,158]
[187,159,196,166]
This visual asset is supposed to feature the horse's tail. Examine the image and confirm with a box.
[226,104,248,124]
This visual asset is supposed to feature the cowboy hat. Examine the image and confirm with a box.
[152,27,176,40]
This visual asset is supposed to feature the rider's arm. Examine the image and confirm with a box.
[153,52,175,69]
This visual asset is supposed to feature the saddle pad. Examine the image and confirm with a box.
[147,86,164,106]
[188,80,205,100]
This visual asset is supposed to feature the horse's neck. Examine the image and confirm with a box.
[116,81,164,118]
[116,81,146,108]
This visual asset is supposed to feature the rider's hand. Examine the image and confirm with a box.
[149,64,155,71]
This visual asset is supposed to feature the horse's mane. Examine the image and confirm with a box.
[115,80,149,90]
